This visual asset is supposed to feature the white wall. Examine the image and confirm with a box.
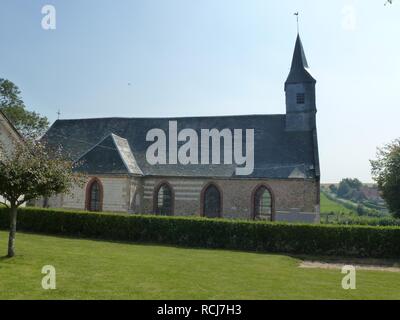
[59,175,133,212]
[0,113,21,205]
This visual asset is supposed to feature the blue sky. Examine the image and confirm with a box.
[1,0,399,182]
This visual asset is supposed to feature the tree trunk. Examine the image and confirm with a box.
[7,204,18,258]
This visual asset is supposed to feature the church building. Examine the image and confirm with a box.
[38,35,321,223]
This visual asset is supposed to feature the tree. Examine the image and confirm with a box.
[329,184,338,194]
[0,140,82,257]
[337,180,351,198]
[341,178,363,191]
[0,79,49,139]
[370,139,400,218]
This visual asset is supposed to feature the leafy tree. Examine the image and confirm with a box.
[0,140,83,257]
[341,178,363,191]
[0,79,49,138]
[337,180,351,198]
[370,139,400,218]
[329,184,338,194]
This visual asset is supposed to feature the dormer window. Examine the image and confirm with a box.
[296,93,305,104]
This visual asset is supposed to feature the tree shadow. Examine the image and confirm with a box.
[0,255,10,269]
[0,256,11,262]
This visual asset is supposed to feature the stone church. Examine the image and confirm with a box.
[37,35,321,223]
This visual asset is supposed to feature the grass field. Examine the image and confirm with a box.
[0,231,400,299]
[320,192,355,214]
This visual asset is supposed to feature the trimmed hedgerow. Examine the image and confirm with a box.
[0,207,400,258]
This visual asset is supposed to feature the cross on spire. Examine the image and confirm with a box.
[294,12,299,34]
[57,109,61,120]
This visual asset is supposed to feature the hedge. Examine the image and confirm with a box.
[321,214,400,227]
[0,207,400,258]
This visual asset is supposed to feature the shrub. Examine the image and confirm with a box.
[322,215,400,227]
[1,207,400,258]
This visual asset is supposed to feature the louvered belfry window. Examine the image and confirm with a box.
[296,93,305,104]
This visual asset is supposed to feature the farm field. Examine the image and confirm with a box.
[320,192,355,214]
[0,231,399,300]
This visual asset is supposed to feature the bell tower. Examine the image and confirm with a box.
[285,34,317,131]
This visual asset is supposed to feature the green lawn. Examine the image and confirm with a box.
[320,192,355,214]
[0,231,399,299]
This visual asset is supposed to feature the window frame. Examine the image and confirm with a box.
[251,184,275,221]
[153,181,174,216]
[200,182,223,218]
[85,177,104,212]
[296,92,305,104]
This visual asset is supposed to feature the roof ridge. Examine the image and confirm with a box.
[54,113,286,123]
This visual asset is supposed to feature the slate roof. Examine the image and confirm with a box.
[43,114,320,179]
[75,133,142,175]
[285,35,316,85]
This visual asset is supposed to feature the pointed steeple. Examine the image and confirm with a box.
[284,34,317,132]
[285,34,316,84]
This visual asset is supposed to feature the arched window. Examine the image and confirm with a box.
[253,185,274,221]
[154,183,173,216]
[202,184,222,218]
[86,178,103,212]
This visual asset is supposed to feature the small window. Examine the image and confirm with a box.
[202,184,222,218]
[253,185,274,221]
[296,93,305,104]
[155,183,173,216]
[87,179,102,211]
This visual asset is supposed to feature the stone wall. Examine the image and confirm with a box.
[142,177,319,220]
[38,175,319,223]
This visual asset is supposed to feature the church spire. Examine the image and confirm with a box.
[285,34,316,85]
[284,34,317,132]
